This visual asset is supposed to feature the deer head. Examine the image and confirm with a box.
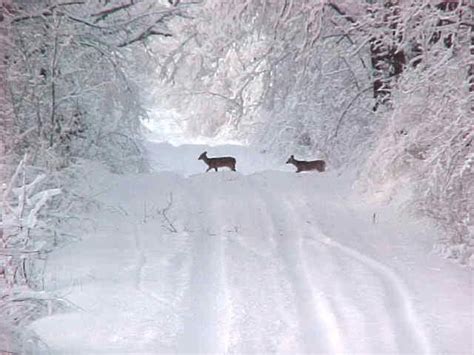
[198,151,208,160]
[286,155,295,164]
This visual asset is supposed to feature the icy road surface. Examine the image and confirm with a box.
[31,142,473,354]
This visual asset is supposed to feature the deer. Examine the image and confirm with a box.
[286,155,326,173]
[198,151,237,172]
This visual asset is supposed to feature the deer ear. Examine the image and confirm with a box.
[291,155,294,158]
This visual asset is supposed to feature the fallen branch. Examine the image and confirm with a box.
[158,193,178,233]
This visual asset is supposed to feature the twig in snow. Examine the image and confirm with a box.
[158,193,178,233]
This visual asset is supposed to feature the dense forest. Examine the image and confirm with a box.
[0,0,472,351]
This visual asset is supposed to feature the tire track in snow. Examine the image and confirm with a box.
[302,233,400,352]
[204,195,233,353]
[279,201,345,354]
[211,181,303,353]
[256,181,344,353]
[131,223,146,291]
[176,178,231,353]
[128,218,174,309]
[291,191,433,354]
[288,190,403,352]
[309,240,393,353]
[287,195,399,352]
[310,232,433,354]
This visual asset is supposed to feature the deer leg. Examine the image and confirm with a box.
[206,167,212,172]
[214,167,218,172]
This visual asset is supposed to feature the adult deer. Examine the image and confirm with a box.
[198,151,237,172]
[286,155,326,173]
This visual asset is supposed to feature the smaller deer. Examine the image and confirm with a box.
[198,151,237,172]
[286,155,326,173]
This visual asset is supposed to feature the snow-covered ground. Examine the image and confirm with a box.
[29,135,472,353]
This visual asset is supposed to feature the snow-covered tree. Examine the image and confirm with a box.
[2,0,195,172]
[360,0,473,264]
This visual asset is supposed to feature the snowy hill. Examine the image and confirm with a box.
[29,142,472,354]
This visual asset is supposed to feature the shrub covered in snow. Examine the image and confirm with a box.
[0,155,62,352]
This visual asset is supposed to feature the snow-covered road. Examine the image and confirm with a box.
[30,142,473,354]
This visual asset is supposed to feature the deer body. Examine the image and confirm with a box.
[198,151,236,172]
[286,155,326,173]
